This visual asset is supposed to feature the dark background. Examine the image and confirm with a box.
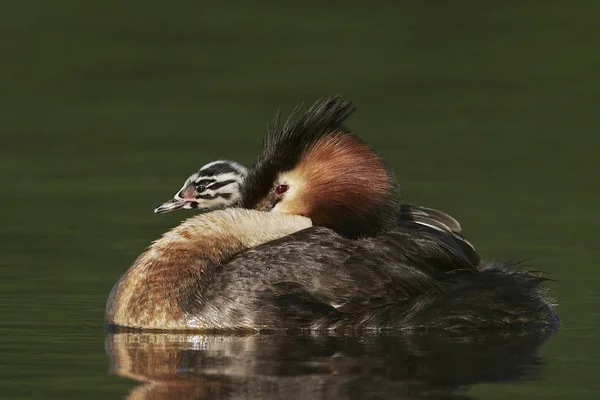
[1,1,598,398]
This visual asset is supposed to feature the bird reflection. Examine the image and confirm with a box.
[106,329,555,399]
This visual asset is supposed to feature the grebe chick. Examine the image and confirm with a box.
[155,159,467,237]
[154,160,246,214]
[106,97,557,331]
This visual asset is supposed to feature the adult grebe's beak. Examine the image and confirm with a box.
[154,198,189,214]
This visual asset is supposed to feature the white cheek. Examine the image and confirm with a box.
[272,192,295,214]
[273,175,300,214]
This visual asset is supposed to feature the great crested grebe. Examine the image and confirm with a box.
[105,97,558,331]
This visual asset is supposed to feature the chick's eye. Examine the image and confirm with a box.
[196,184,207,193]
[274,184,288,196]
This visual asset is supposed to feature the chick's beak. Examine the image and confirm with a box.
[154,198,189,214]
[154,184,197,214]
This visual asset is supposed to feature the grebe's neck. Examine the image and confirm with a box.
[105,209,312,330]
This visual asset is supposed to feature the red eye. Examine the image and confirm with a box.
[274,184,288,196]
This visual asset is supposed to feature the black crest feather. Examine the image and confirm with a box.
[264,95,356,159]
[241,96,358,209]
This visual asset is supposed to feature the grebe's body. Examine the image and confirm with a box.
[107,208,554,330]
[106,97,558,331]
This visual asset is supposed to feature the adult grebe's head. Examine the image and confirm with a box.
[240,96,400,238]
[154,160,247,214]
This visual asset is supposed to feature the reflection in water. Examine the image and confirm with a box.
[106,329,554,399]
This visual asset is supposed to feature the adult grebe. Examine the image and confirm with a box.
[105,97,558,331]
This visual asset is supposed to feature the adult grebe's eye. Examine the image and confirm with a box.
[274,184,288,196]
[196,184,207,193]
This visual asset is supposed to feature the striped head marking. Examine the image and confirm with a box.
[154,160,248,214]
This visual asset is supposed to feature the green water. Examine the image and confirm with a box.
[1,1,599,398]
